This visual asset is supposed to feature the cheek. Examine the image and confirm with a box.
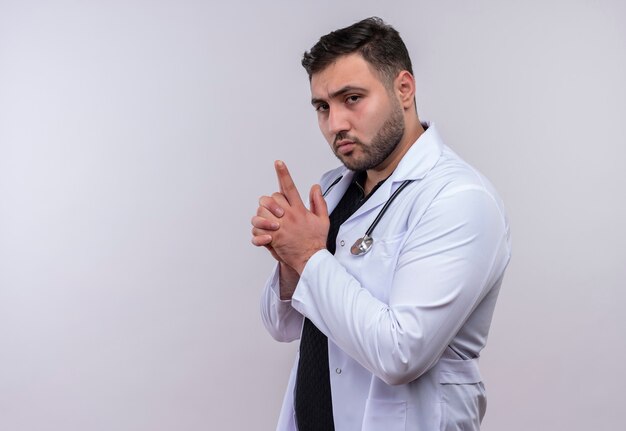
[362,100,392,135]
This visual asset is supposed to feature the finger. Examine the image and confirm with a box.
[275,160,304,207]
[251,215,280,231]
[251,234,273,246]
[256,206,281,223]
[309,185,317,214]
[310,184,328,217]
[270,192,290,208]
[258,195,285,217]
[252,226,274,237]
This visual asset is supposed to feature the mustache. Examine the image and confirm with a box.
[334,132,362,147]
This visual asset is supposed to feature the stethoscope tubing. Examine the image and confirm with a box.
[322,175,414,255]
[363,179,413,237]
[322,175,343,197]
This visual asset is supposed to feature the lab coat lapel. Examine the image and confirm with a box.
[323,170,354,214]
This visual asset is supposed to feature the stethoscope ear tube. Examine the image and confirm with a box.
[322,175,344,197]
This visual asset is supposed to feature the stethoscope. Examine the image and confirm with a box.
[323,175,414,256]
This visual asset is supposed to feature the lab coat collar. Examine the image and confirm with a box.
[389,122,444,183]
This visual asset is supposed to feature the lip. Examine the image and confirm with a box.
[336,140,356,155]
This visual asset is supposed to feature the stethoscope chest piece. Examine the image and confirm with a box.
[351,235,373,256]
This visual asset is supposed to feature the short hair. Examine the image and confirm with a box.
[302,17,413,85]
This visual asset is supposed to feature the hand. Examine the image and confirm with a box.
[251,166,300,299]
[251,193,285,263]
[251,160,329,274]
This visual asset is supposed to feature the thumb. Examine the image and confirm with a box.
[309,184,328,217]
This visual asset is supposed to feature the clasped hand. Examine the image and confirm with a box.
[251,161,330,275]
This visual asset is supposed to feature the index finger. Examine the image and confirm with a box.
[275,160,304,207]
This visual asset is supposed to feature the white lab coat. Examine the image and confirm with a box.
[261,124,511,430]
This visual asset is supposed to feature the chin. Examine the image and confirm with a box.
[337,155,357,170]
[335,151,361,170]
[342,160,368,171]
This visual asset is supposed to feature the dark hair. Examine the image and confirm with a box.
[302,17,413,85]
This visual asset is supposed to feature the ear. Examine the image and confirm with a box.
[394,71,416,110]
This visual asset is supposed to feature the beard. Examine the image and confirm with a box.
[333,101,405,172]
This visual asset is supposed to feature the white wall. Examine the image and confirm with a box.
[1,0,624,429]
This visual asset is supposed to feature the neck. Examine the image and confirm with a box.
[364,116,425,194]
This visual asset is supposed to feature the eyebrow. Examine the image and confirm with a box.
[311,85,368,106]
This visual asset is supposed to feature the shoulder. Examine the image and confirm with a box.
[436,148,505,212]
[403,145,509,234]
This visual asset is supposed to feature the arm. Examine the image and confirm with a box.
[259,263,304,342]
[290,187,511,385]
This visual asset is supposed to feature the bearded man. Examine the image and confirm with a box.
[251,17,511,431]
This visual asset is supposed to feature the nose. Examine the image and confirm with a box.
[327,106,350,136]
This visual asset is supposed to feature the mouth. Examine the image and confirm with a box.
[335,140,357,155]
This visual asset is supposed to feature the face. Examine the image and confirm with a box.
[310,54,405,171]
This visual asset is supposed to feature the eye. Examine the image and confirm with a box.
[315,103,329,113]
[346,95,361,105]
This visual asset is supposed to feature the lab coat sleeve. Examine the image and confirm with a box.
[290,187,511,385]
[260,263,304,342]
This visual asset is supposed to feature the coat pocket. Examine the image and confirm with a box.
[438,359,486,431]
[361,398,407,431]
[356,233,405,302]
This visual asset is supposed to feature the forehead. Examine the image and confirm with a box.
[310,53,385,98]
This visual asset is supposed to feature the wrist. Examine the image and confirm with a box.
[278,263,299,300]
[294,247,325,275]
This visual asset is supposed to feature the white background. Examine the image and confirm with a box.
[1,1,625,430]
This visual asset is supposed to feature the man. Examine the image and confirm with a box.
[251,17,511,430]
